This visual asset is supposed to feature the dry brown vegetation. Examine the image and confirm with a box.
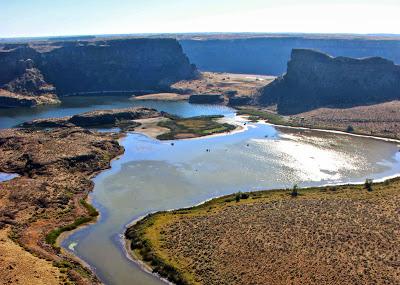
[0,127,124,284]
[128,179,400,285]
[0,109,239,284]
[172,72,274,102]
[290,101,400,139]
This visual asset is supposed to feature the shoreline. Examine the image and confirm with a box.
[125,175,400,285]
[32,110,400,285]
[58,115,400,284]
[121,116,400,285]
[55,133,128,269]
[53,115,241,283]
[271,122,400,144]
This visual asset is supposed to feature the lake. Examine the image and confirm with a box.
[2,96,399,285]
[0,95,234,129]
[61,117,400,285]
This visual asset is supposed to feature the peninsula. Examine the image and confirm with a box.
[0,107,237,284]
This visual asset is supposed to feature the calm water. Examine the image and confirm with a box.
[61,119,400,285]
[2,97,400,285]
[0,95,234,129]
[0,172,18,182]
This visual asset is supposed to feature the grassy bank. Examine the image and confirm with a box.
[156,115,236,140]
[236,108,289,125]
[126,177,400,285]
[46,199,99,248]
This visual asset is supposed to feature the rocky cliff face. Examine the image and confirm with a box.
[181,37,400,75]
[259,49,400,114]
[0,38,197,107]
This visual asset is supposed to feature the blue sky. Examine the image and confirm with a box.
[1,0,400,38]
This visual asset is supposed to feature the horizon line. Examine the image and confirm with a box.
[2,31,400,41]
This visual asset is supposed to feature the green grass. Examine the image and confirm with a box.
[45,216,93,246]
[156,115,235,140]
[125,215,189,285]
[236,108,288,125]
[79,199,99,217]
[45,199,98,246]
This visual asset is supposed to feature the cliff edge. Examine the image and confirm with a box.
[0,38,197,107]
[258,49,400,114]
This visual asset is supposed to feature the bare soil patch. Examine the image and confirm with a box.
[172,72,274,104]
[132,93,189,101]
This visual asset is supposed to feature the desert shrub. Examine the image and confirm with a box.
[328,186,337,192]
[346,125,354,132]
[35,196,49,208]
[235,193,241,202]
[291,184,298,197]
[240,193,249,199]
[364,179,373,192]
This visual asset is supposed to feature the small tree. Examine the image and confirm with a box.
[235,192,241,202]
[364,179,373,192]
[291,184,298,197]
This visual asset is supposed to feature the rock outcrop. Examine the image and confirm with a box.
[259,49,400,114]
[180,36,400,75]
[21,107,161,129]
[69,107,160,127]
[0,89,58,108]
[0,58,59,107]
[0,39,197,107]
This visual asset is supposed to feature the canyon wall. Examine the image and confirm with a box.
[180,37,400,75]
[258,49,400,114]
[0,38,197,107]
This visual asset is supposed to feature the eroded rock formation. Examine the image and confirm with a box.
[259,49,400,114]
[21,107,161,129]
[0,39,197,107]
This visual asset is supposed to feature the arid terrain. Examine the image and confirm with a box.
[171,72,274,105]
[236,101,400,140]
[290,101,400,139]
[0,108,238,285]
[0,127,123,285]
[132,92,189,101]
[127,179,400,285]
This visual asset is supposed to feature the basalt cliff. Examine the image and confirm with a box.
[180,35,400,75]
[258,49,400,114]
[0,38,197,107]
